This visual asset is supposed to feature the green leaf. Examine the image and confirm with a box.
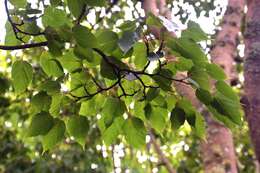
[189,67,210,90]
[74,46,93,61]
[79,98,97,116]
[213,92,242,125]
[152,69,173,91]
[146,13,163,28]
[166,38,207,67]
[73,25,98,48]
[195,88,212,105]
[195,113,206,139]
[207,105,236,129]
[96,30,118,54]
[27,112,54,137]
[45,28,64,57]
[50,0,61,6]
[175,57,193,71]
[177,98,196,115]
[67,0,85,18]
[11,60,33,93]
[31,92,51,114]
[100,59,117,80]
[58,51,82,72]
[102,97,126,127]
[5,22,21,45]
[215,81,239,101]
[206,64,226,80]
[146,88,160,101]
[42,119,65,152]
[49,93,63,117]
[170,107,186,130]
[40,52,64,77]
[149,107,168,133]
[118,20,137,31]
[39,80,61,95]
[42,7,69,28]
[66,116,89,148]
[9,0,26,8]
[151,94,167,107]
[133,101,146,121]
[85,0,106,6]
[133,42,147,69]
[102,116,124,146]
[182,21,208,42]
[124,118,146,148]
[165,94,177,111]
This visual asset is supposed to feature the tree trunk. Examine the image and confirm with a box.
[201,1,244,173]
[244,0,260,164]
[143,0,241,172]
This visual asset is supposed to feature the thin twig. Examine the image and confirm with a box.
[149,129,176,173]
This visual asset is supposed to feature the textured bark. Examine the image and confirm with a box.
[244,0,260,164]
[143,0,241,173]
[201,1,244,173]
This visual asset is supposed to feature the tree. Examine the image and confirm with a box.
[244,0,260,166]
[0,0,244,172]
[201,0,244,172]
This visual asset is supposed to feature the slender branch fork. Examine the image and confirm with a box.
[0,0,191,101]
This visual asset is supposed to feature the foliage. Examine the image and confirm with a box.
[0,0,250,172]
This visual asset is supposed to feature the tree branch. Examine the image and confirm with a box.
[149,129,176,173]
[4,0,45,43]
[0,41,48,50]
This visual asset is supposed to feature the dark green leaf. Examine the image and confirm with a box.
[67,0,85,18]
[124,118,146,148]
[40,52,64,77]
[66,116,89,148]
[31,92,51,114]
[42,119,65,151]
[27,112,54,137]
[206,64,227,80]
[189,67,210,90]
[102,97,126,127]
[73,25,98,48]
[39,80,61,95]
[170,107,185,130]
[96,30,118,54]
[102,116,124,145]
[215,81,239,101]
[196,88,212,105]
[100,59,117,80]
